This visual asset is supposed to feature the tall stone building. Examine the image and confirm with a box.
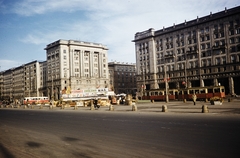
[108,62,136,95]
[45,39,109,100]
[133,6,240,96]
[0,60,45,101]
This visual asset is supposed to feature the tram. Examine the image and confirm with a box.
[143,89,178,101]
[142,86,225,101]
[178,86,225,101]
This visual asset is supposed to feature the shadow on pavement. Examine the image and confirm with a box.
[0,143,15,158]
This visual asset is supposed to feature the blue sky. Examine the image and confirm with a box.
[0,0,239,71]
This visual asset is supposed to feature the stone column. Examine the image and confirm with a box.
[176,82,180,89]
[187,81,192,88]
[200,77,204,87]
[229,77,234,95]
[213,78,218,86]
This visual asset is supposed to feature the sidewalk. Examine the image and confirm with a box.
[102,99,240,114]
[1,99,240,115]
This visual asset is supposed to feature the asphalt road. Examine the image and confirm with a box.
[0,108,240,158]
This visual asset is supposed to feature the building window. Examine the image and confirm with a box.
[222,57,226,64]
[229,29,234,36]
[206,35,210,40]
[206,43,210,49]
[84,52,89,56]
[231,55,236,63]
[230,46,236,53]
[215,58,220,65]
[202,60,206,67]
[230,38,235,44]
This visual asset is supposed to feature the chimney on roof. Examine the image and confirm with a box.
[210,12,212,17]
[225,7,227,13]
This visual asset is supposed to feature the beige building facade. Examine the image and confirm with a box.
[0,60,45,101]
[45,39,109,100]
[133,6,240,96]
[108,62,136,95]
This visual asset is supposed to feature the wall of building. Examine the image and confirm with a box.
[45,39,109,100]
[133,6,240,96]
[108,62,137,95]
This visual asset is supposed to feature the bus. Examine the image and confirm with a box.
[23,97,50,105]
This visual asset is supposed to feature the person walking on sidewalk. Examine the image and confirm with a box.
[192,93,197,105]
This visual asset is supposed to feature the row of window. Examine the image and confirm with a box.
[154,55,240,72]
[141,66,239,82]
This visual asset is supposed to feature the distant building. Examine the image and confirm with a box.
[133,6,240,96]
[0,60,45,101]
[108,62,137,95]
[0,39,109,101]
[45,39,109,100]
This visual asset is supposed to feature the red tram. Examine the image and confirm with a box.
[142,86,225,101]
[178,86,225,101]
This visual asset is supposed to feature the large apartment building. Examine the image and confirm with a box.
[0,40,109,102]
[133,6,240,96]
[45,39,109,100]
[108,62,136,95]
[0,60,46,101]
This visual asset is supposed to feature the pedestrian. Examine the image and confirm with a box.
[192,93,197,105]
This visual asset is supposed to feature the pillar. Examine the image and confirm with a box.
[188,81,192,88]
[213,78,218,86]
[200,78,204,87]
[229,77,234,95]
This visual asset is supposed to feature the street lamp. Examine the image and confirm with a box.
[51,73,54,101]
[141,66,146,99]
[184,61,188,89]
[164,65,169,103]
[29,76,31,97]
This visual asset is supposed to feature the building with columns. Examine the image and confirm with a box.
[45,39,109,100]
[133,6,240,96]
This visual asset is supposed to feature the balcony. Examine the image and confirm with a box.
[164,54,175,58]
[212,45,226,50]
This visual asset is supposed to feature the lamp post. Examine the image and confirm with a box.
[141,66,146,99]
[164,65,169,103]
[184,61,188,88]
[29,76,31,97]
[51,73,54,101]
